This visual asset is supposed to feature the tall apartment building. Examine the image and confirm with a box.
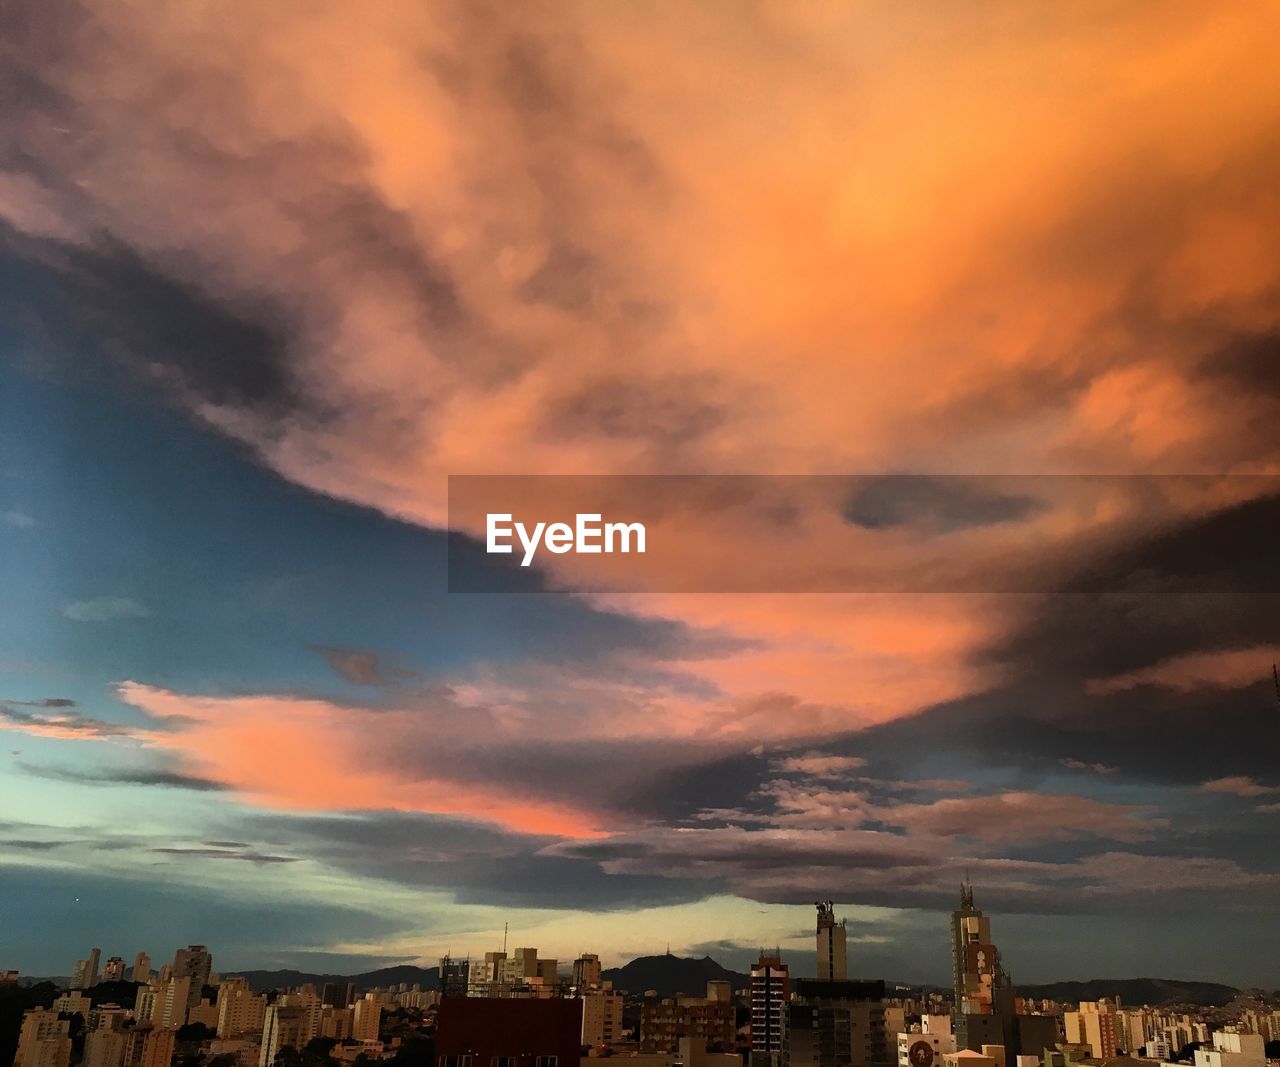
[102,957,126,983]
[581,984,624,1046]
[1064,1002,1120,1059]
[131,954,151,984]
[259,1005,308,1067]
[817,901,848,981]
[352,994,381,1041]
[784,979,887,1067]
[123,1027,175,1067]
[72,949,102,990]
[751,953,791,1066]
[573,954,603,989]
[172,946,212,1013]
[14,1009,73,1067]
[83,1029,129,1067]
[216,978,267,1038]
[135,976,192,1030]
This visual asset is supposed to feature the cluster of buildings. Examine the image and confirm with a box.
[11,945,413,1067]
[8,889,1279,1067]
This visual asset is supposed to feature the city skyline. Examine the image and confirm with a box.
[3,2,1280,990]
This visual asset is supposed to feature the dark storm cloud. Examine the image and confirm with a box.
[239,810,711,912]
[0,224,295,413]
[17,761,229,792]
[1196,330,1280,397]
[844,476,1045,534]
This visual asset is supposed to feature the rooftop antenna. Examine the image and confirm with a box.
[503,922,508,954]
[1273,664,1279,708]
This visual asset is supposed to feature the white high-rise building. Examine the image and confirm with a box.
[351,995,381,1042]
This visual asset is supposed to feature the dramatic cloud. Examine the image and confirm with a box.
[3,0,1280,977]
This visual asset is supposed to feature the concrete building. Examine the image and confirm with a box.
[817,902,849,982]
[102,958,126,983]
[52,992,92,1018]
[14,1009,73,1067]
[352,994,381,1041]
[217,978,267,1038]
[1064,1002,1121,1059]
[131,954,152,984]
[642,988,736,1054]
[573,954,603,990]
[123,1027,175,1067]
[436,997,582,1067]
[1193,1032,1267,1067]
[259,1005,308,1067]
[72,949,103,991]
[136,976,192,1030]
[752,953,791,1065]
[949,884,1057,1058]
[898,1015,958,1067]
[784,979,887,1067]
[581,983,624,1046]
[172,946,212,1013]
[84,1029,129,1067]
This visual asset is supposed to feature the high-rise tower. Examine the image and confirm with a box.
[815,900,848,981]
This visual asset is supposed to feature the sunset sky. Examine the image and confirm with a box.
[2,1,1279,986]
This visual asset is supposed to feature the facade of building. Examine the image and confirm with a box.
[352,994,381,1041]
[14,1010,73,1067]
[216,978,267,1038]
[897,1015,958,1067]
[572,954,603,990]
[1064,1001,1120,1059]
[84,1029,129,1067]
[816,902,848,982]
[784,979,887,1067]
[1193,1031,1267,1067]
[642,994,736,1053]
[172,946,213,1013]
[436,997,583,1067]
[752,954,791,1065]
[580,984,624,1046]
[259,1005,308,1067]
[123,1027,175,1067]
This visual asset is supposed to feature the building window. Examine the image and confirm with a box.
[536,1059,558,1067]
[491,1059,515,1067]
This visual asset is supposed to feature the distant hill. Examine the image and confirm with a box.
[229,965,439,994]
[1018,978,1239,1007]
[601,954,748,996]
